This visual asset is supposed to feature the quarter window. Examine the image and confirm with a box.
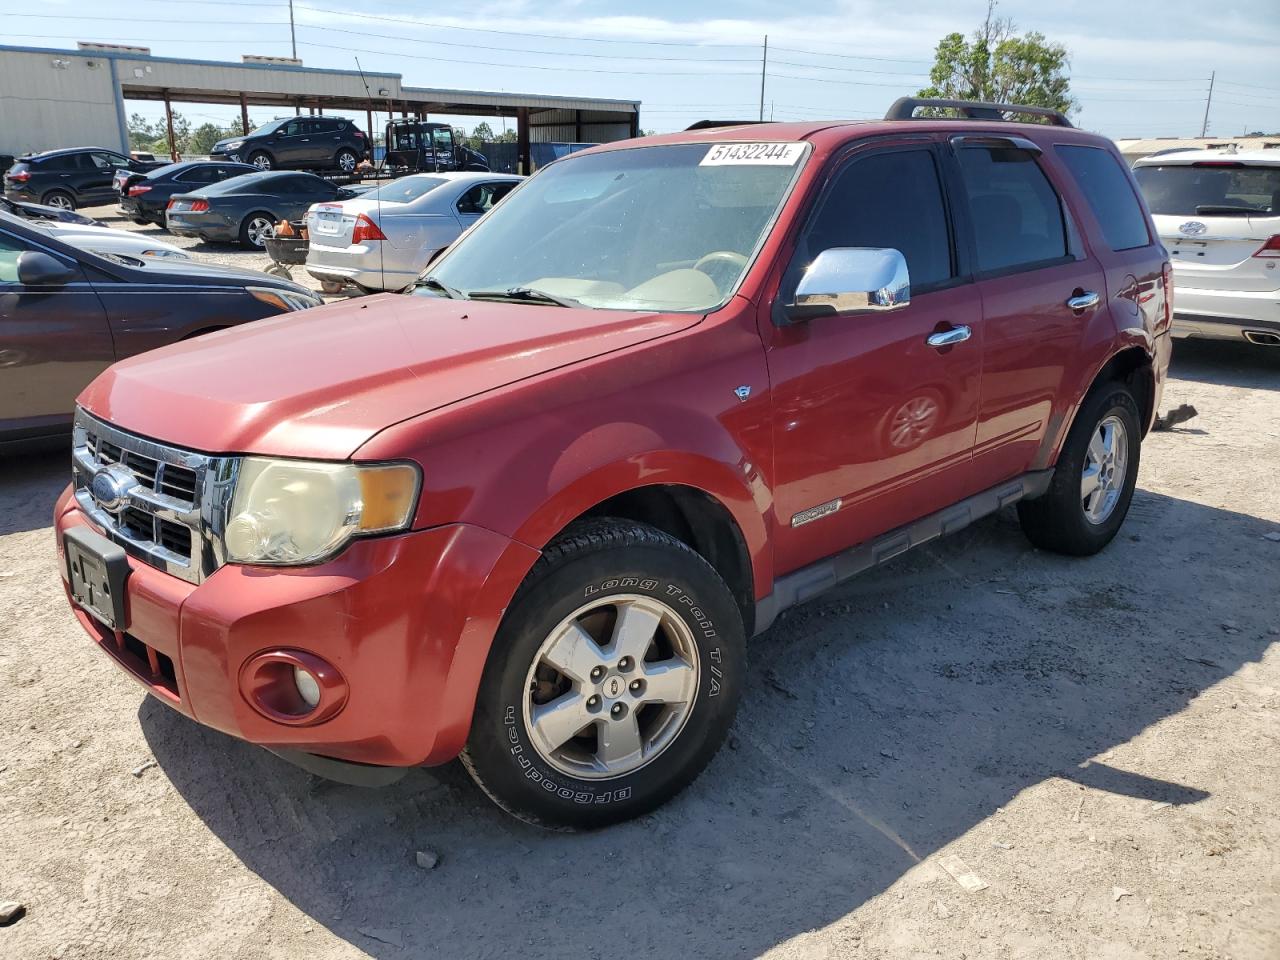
[0,233,28,284]
[955,145,1069,274]
[805,149,955,290]
[1057,145,1150,251]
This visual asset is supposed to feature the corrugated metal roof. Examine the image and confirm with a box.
[401,86,638,113]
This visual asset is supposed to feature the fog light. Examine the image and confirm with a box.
[293,666,321,708]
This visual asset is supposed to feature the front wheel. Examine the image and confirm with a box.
[1017,383,1141,555]
[247,151,273,171]
[461,519,745,829]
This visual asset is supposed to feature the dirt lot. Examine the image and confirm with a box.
[1,332,1278,959]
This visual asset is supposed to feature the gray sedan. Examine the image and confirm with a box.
[304,172,522,292]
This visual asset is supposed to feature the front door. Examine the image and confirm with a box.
[0,229,112,439]
[764,141,984,575]
[87,152,131,205]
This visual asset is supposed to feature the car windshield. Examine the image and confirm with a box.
[421,141,809,312]
[1134,163,1280,217]
[361,176,450,204]
[246,120,284,138]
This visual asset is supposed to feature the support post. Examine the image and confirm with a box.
[516,106,531,175]
[1200,70,1215,138]
[629,110,640,139]
[240,93,250,136]
[575,109,583,144]
[759,35,768,122]
[163,91,178,162]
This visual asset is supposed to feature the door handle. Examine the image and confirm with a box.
[1067,291,1100,311]
[926,325,972,348]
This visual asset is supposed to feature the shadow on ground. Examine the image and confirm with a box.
[140,486,1275,958]
[1169,337,1280,392]
[0,449,66,535]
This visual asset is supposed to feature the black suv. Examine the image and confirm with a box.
[210,117,369,173]
[3,148,168,212]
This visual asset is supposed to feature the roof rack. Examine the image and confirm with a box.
[684,120,767,131]
[885,97,1072,128]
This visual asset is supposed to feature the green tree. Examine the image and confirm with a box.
[127,113,161,150]
[469,121,495,150]
[228,115,255,137]
[916,1,1074,119]
[187,122,224,155]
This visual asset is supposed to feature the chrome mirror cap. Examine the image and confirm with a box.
[789,247,911,320]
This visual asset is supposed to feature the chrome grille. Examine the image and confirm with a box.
[72,412,221,584]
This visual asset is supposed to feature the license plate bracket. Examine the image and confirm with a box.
[64,527,130,631]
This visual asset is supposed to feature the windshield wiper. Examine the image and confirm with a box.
[466,286,582,308]
[416,275,464,299]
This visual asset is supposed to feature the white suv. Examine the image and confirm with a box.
[1133,150,1280,346]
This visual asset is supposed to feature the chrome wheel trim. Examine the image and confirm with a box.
[246,217,275,247]
[522,593,700,781]
[1081,414,1128,525]
[889,395,940,449]
[46,194,73,210]
[337,151,357,172]
[250,153,272,170]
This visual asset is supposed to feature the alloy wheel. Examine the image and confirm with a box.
[522,594,700,780]
[246,216,275,248]
[1081,414,1128,524]
[46,194,74,210]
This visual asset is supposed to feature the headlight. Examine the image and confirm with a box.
[140,248,191,259]
[248,286,323,311]
[223,458,420,565]
[224,140,244,151]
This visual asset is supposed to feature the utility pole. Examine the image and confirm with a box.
[1200,71,1215,137]
[288,0,297,60]
[759,35,768,122]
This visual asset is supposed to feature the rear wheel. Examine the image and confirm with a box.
[238,212,276,249]
[247,151,273,171]
[335,148,358,174]
[1017,383,1141,555]
[42,190,75,211]
[461,519,745,829]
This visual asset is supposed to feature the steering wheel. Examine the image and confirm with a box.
[693,250,750,292]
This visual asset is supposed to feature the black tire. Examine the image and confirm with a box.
[247,150,273,171]
[1017,382,1141,556]
[461,519,745,829]
[238,211,276,249]
[335,148,358,174]
[41,190,75,212]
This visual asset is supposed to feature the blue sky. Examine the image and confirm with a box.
[9,0,1280,139]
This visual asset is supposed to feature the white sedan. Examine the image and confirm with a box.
[304,172,522,292]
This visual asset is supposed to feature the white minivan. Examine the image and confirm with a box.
[1133,150,1280,345]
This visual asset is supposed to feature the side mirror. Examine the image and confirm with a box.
[18,251,77,287]
[785,247,911,322]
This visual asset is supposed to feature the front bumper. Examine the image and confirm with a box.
[55,485,539,767]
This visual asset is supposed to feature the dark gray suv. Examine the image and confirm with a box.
[209,117,370,173]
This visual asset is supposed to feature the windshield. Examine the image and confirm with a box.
[421,141,808,312]
[1134,163,1280,217]
[245,120,284,138]
[361,175,449,204]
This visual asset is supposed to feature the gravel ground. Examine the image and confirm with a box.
[1,326,1278,958]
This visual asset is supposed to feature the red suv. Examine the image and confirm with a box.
[54,99,1172,829]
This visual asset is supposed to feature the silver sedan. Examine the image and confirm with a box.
[304,172,522,292]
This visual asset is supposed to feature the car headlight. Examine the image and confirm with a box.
[248,286,323,311]
[224,140,244,151]
[140,248,191,260]
[222,458,420,565]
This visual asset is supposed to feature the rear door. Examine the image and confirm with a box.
[948,136,1108,489]
[0,227,113,439]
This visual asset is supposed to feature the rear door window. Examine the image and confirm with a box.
[805,148,955,290]
[1133,162,1280,217]
[176,166,218,184]
[955,145,1070,274]
[1057,145,1151,250]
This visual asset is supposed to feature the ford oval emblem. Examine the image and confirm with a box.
[1178,221,1207,237]
[90,466,136,511]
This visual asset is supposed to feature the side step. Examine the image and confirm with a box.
[753,470,1053,635]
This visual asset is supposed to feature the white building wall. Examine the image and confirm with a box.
[0,49,126,156]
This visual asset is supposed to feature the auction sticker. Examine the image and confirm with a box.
[700,142,805,166]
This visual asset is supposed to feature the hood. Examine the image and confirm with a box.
[104,254,313,291]
[78,295,700,459]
